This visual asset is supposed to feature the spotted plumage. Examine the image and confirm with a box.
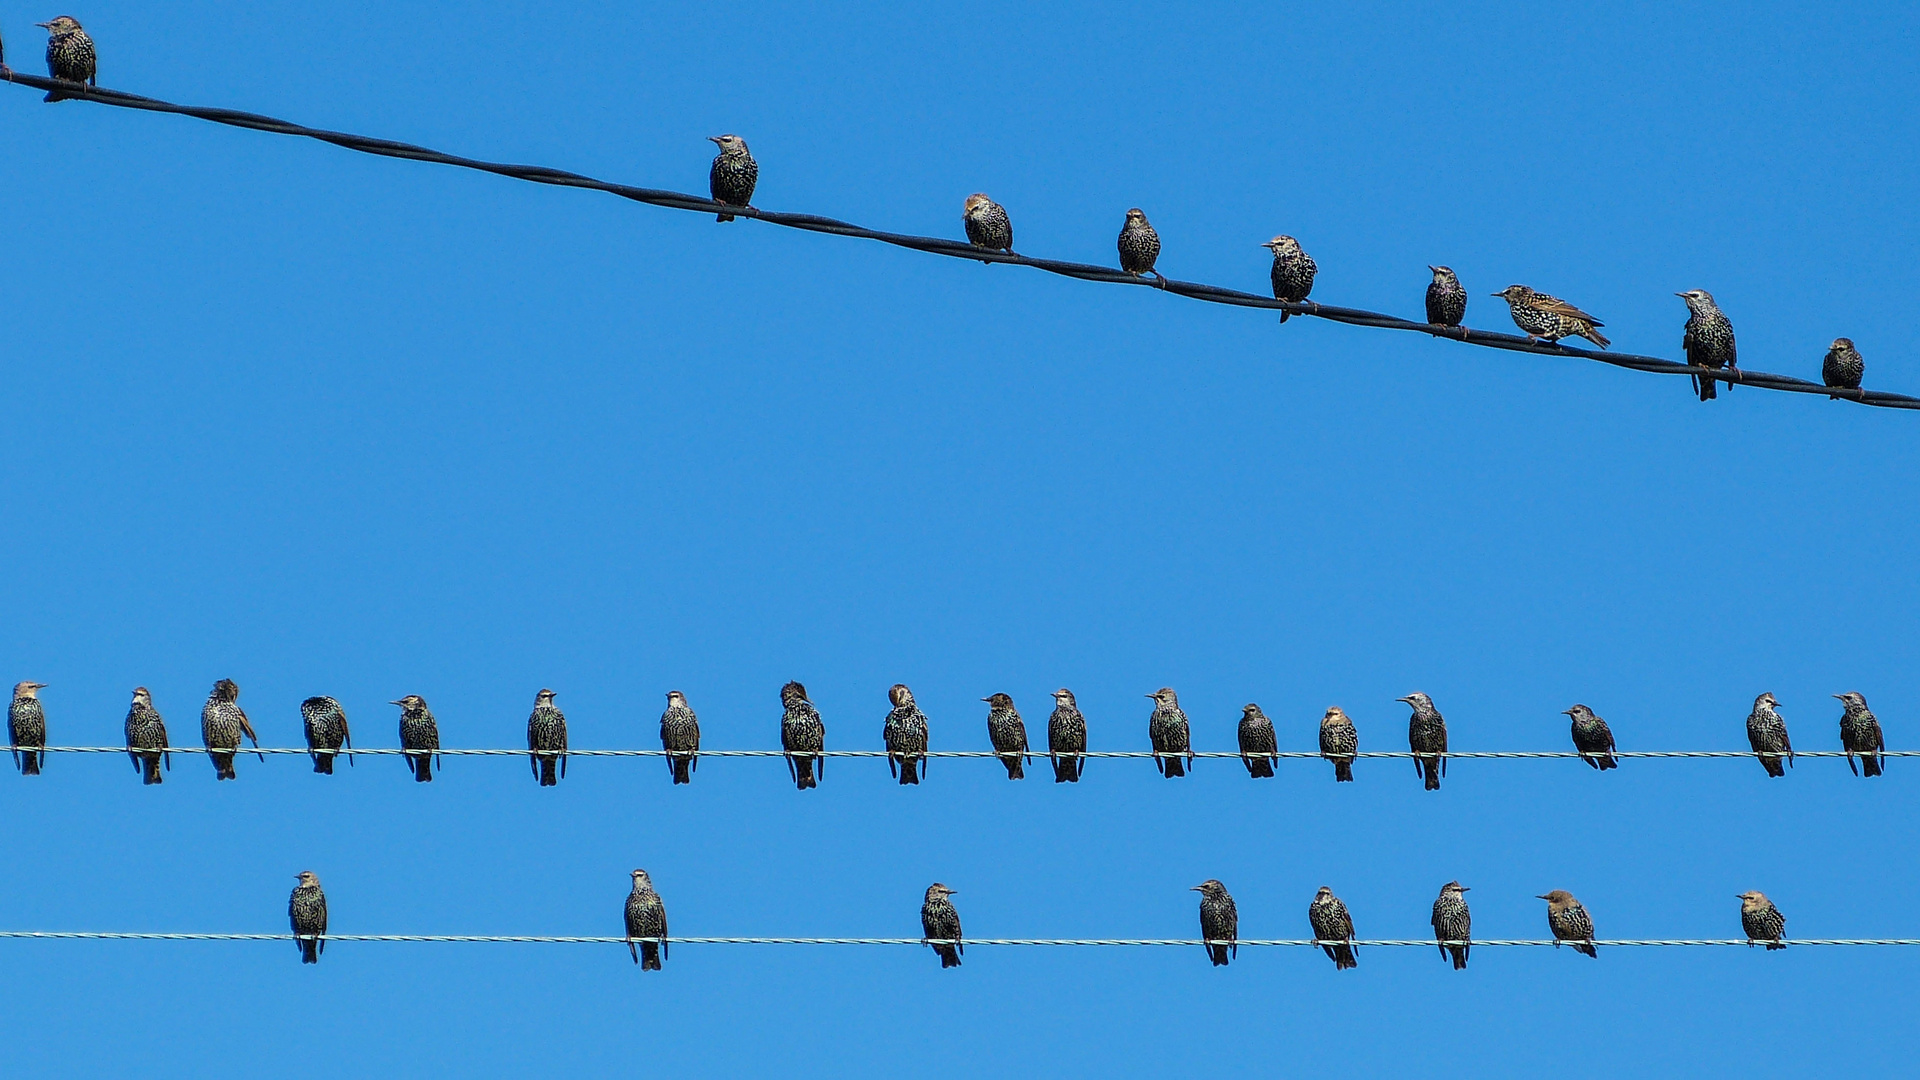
[779,681,825,790]
[1319,706,1358,782]
[962,193,1013,256]
[1539,890,1597,958]
[1400,692,1447,790]
[921,883,963,969]
[982,692,1029,780]
[1426,265,1467,328]
[1563,704,1618,770]
[527,688,568,787]
[1493,284,1609,348]
[200,678,260,781]
[392,695,439,782]
[1824,337,1864,398]
[1432,881,1471,970]
[1117,208,1163,283]
[289,871,328,965]
[1835,692,1884,778]
[1263,235,1316,322]
[708,134,756,221]
[301,696,352,775]
[1238,703,1277,779]
[37,16,93,102]
[1678,289,1737,400]
[1738,891,1786,950]
[883,683,929,785]
[1746,692,1793,778]
[124,687,169,785]
[625,869,668,970]
[1193,880,1238,967]
[660,691,700,784]
[1308,886,1357,970]
[9,682,48,776]
[1146,687,1192,778]
[1047,688,1086,783]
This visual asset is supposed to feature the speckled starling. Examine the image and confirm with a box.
[625,869,668,970]
[780,680,825,790]
[1746,692,1793,778]
[200,678,260,781]
[527,688,568,787]
[982,692,1029,780]
[36,17,93,102]
[963,193,1014,256]
[1834,691,1884,778]
[1432,881,1471,970]
[1147,688,1192,778]
[1426,266,1466,328]
[1263,235,1316,322]
[1539,890,1597,958]
[1308,886,1357,970]
[1320,706,1358,783]
[1193,879,1238,967]
[1824,337,1864,398]
[708,134,756,222]
[660,691,700,785]
[1563,703,1618,770]
[1047,688,1086,783]
[1738,891,1786,950]
[921,883,963,969]
[124,687,168,785]
[1117,208,1163,283]
[391,695,439,782]
[289,871,328,965]
[9,681,48,776]
[883,683,929,785]
[1238,703,1277,779]
[1493,285,1609,348]
[1399,692,1447,790]
[1678,289,1737,401]
[301,696,351,775]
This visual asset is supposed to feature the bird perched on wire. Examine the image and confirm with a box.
[1539,890,1597,958]
[9,681,48,776]
[1823,337,1864,399]
[1399,692,1447,790]
[921,883,963,969]
[780,680,825,791]
[625,869,668,970]
[1834,692,1884,778]
[982,692,1029,780]
[1426,266,1467,329]
[1237,703,1277,779]
[289,871,328,965]
[301,696,351,775]
[1308,886,1358,971]
[391,695,439,782]
[1047,688,1086,783]
[1319,706,1358,783]
[1677,289,1737,401]
[527,688,568,787]
[962,193,1014,257]
[1493,285,1609,348]
[1117,208,1164,285]
[1746,692,1793,778]
[1193,880,1238,967]
[36,16,93,102]
[1146,688,1193,778]
[124,687,168,785]
[883,683,929,785]
[1738,891,1786,951]
[1563,704,1618,770]
[200,678,261,781]
[708,134,756,222]
[660,691,701,785]
[1263,235,1316,322]
[1431,881,1471,970]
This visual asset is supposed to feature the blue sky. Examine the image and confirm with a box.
[2,2,1917,1076]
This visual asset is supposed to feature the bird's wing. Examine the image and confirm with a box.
[1535,296,1599,323]
[238,706,259,745]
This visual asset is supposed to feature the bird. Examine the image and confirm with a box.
[1,22,8,78]
[1431,881,1471,970]
[391,695,439,782]
[1823,337,1864,398]
[1146,688,1193,778]
[1563,704,1618,770]
[9,681,48,776]
[660,691,701,785]
[625,869,668,970]
[883,683,930,785]
[36,16,93,102]
[124,687,168,785]
[1834,692,1884,778]
[1678,289,1738,400]
[1308,886,1358,970]
[200,678,261,781]
[962,193,1014,256]
[708,134,757,222]
[982,693,1029,780]
[1193,880,1238,967]
[289,871,328,965]
[1117,208,1164,284]
[1263,235,1316,322]
[1746,692,1794,778]
[1237,703,1277,779]
[1047,688,1086,783]
[527,688,568,787]
[1493,285,1609,348]
[1426,266,1467,329]
[1538,890,1597,958]
[780,680,825,790]
[921,883,963,969]
[300,696,352,775]
[1399,692,1448,790]
[1319,706,1358,782]
[1738,891,1786,951]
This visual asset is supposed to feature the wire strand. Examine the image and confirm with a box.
[7,745,1910,760]
[0,931,1909,947]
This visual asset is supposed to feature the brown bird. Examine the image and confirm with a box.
[1738,891,1786,950]
[1538,890,1597,958]
[1493,285,1609,348]
[962,193,1014,256]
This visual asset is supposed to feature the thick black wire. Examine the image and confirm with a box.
[7,73,1916,411]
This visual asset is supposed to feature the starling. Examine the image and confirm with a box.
[301,695,352,775]
[289,871,328,965]
[391,695,439,782]
[200,678,261,781]
[883,683,929,785]
[527,688,568,787]
[1834,691,1884,778]
[1237,703,1277,779]
[1431,881,1471,970]
[708,134,757,222]
[124,687,169,786]
[660,691,701,785]
[1117,208,1164,284]
[962,193,1014,257]
[8,681,48,777]
[624,869,668,970]
[1146,688,1193,778]
[1308,886,1357,971]
[1426,265,1467,329]
[780,680,825,791]
[1399,692,1448,790]
[1047,687,1086,783]
[921,883,963,969]
[1493,285,1609,348]
[1563,704,1618,771]
[1262,235,1317,322]
[1192,879,1238,967]
[36,17,93,102]
[1538,890,1597,958]
[1738,891,1786,950]
[1319,706,1358,783]
[1746,692,1793,778]
[982,692,1029,780]
[1677,289,1738,401]
[1823,337,1864,398]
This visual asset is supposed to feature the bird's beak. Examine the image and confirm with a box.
[981,697,992,702]
[1395,696,1413,704]
[1145,693,1157,699]
[1489,292,1503,297]
[34,21,50,28]
[708,136,723,144]
[1459,886,1471,892]
[1561,708,1574,716]
[1535,894,1550,900]
[1190,885,1203,891]
[389,699,405,706]
[1832,694,1846,700]
[1428,265,1438,273]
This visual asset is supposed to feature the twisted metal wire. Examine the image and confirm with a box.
[0,931,1909,948]
[7,745,1911,760]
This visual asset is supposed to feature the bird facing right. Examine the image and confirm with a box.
[708,134,757,221]
[301,696,352,775]
[9,681,48,776]
[392,695,439,782]
[921,883,963,969]
[1823,337,1864,398]
[982,692,1029,780]
[1539,890,1597,958]
[1493,284,1609,348]
[1319,706,1358,782]
[1563,704,1618,770]
[527,688,568,787]
[1746,692,1794,778]
[1117,208,1163,283]
[1237,703,1277,779]
[1432,881,1471,970]
[1738,891,1786,950]
[1678,289,1738,401]
[1425,266,1467,328]
[660,691,701,784]
[1146,688,1193,778]
[124,687,169,786]
[289,871,328,965]
[1834,691,1884,778]
[1193,880,1238,967]
[1047,688,1087,783]
[625,869,668,970]
[37,16,94,102]
[780,680,826,790]
[1263,235,1317,321]
[1308,886,1357,970]
[962,193,1014,256]
[201,678,261,781]
[883,683,929,785]
[1399,692,1447,790]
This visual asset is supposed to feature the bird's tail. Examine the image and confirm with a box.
[1052,757,1073,783]
[300,937,319,965]
[314,753,334,775]
[794,756,815,790]
[1762,755,1785,778]
[1696,372,1717,401]
[212,752,236,781]
[1581,326,1611,349]
[1333,760,1354,783]
[1864,755,1883,778]
[1576,942,1598,958]
[1001,754,1024,780]
[641,942,662,971]
[142,754,163,785]
[671,755,692,785]
[1598,754,1618,771]
[540,755,558,786]
[939,945,962,968]
[20,750,40,777]
[1334,944,1357,970]
[1766,940,1786,951]
[1422,757,1441,790]
[716,212,735,223]
[1450,944,1469,970]
[1246,757,1275,779]
[412,753,433,782]
[1163,755,1186,778]
[1209,945,1230,967]
[898,757,919,785]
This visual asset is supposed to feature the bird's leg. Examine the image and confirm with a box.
[1152,271,1169,289]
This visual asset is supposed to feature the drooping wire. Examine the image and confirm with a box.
[0,931,1912,948]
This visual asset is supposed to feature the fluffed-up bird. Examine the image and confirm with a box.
[1539,890,1597,958]
[1147,688,1193,778]
[289,871,328,965]
[1738,891,1786,950]
[708,134,756,221]
[1308,886,1357,970]
[301,696,351,775]
[124,687,168,785]
[1400,692,1447,790]
[201,678,261,781]
[1678,289,1737,400]
[1319,706,1358,782]
[962,193,1014,256]
[921,883,963,969]
[1835,692,1884,778]
[1746,692,1793,778]
[1047,688,1086,783]
[1823,338,1864,398]
[9,681,48,776]
[1263,235,1316,322]
[660,691,700,784]
[1432,881,1471,970]
[37,16,94,102]
[982,692,1029,780]
[527,688,568,787]
[883,683,929,785]
[625,869,668,970]
[1117,208,1164,284]
[780,681,825,790]
[1193,879,1238,967]
[1238,703,1277,778]
[1426,266,1466,328]
[392,695,439,782]
[1564,704,1618,770]
[1493,285,1609,348]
